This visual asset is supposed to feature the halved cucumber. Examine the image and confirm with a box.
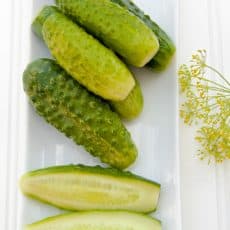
[20,165,160,213]
[26,211,161,230]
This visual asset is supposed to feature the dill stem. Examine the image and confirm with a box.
[189,84,230,93]
[194,75,230,91]
[208,94,230,99]
[207,95,230,102]
[205,64,230,87]
[195,103,218,113]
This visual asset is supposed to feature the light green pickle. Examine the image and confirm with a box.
[32,6,144,120]
[56,0,159,67]
[111,0,176,71]
[32,6,135,101]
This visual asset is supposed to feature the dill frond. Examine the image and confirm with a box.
[178,50,230,163]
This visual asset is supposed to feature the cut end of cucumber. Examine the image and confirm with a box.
[32,5,59,39]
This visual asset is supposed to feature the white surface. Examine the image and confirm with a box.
[179,0,230,229]
[0,0,229,230]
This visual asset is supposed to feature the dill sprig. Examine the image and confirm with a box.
[178,50,230,163]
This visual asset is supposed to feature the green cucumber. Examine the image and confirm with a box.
[55,0,159,67]
[23,59,138,169]
[20,165,160,213]
[32,6,135,101]
[33,6,143,120]
[111,0,176,71]
[25,211,161,230]
[111,78,143,120]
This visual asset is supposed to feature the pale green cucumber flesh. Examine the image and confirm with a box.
[111,0,176,71]
[55,0,159,67]
[26,211,162,230]
[32,6,135,101]
[23,59,137,169]
[20,165,160,213]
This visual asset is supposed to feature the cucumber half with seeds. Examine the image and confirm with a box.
[55,0,159,67]
[32,6,135,101]
[26,211,161,230]
[111,0,176,71]
[20,165,160,213]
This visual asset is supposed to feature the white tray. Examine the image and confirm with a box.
[4,0,181,229]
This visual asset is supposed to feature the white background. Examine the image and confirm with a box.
[0,0,229,229]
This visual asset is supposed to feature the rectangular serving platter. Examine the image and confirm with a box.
[5,0,181,229]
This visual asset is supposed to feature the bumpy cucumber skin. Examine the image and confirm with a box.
[26,211,161,230]
[23,59,137,169]
[55,0,159,67]
[111,79,143,120]
[111,0,176,71]
[32,6,143,120]
[20,165,160,213]
[32,6,135,101]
